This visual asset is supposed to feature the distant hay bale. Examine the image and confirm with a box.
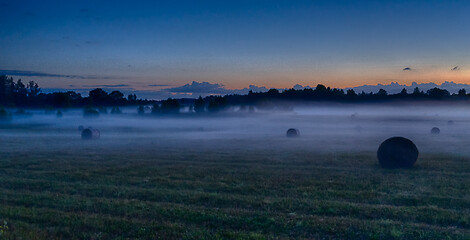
[431,127,440,134]
[286,128,300,137]
[56,110,63,118]
[0,107,11,121]
[448,120,454,125]
[377,137,419,168]
[81,128,100,140]
[78,125,84,131]
[15,109,26,115]
[83,108,100,118]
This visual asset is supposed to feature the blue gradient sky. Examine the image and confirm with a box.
[1,0,469,96]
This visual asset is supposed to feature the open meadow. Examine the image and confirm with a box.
[0,105,470,239]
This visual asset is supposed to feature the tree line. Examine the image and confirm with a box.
[2,75,470,115]
[143,84,468,114]
[0,75,149,108]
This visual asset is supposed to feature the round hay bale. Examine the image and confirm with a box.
[78,125,84,131]
[377,137,419,168]
[431,127,440,134]
[83,108,99,118]
[0,107,11,121]
[81,128,100,140]
[448,120,454,125]
[286,128,300,137]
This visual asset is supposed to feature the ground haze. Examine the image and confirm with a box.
[0,105,469,239]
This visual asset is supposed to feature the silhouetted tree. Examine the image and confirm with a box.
[0,76,13,105]
[89,88,109,105]
[51,92,72,108]
[109,91,124,105]
[458,88,467,96]
[194,96,205,113]
[376,89,388,97]
[207,96,227,112]
[128,94,137,102]
[27,81,40,99]
[267,88,279,97]
[400,88,408,96]
[427,88,450,99]
[346,89,357,98]
[412,87,423,97]
[160,98,180,114]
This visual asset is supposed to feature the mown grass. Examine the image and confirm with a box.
[0,136,469,239]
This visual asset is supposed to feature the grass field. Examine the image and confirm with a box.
[1,108,470,239]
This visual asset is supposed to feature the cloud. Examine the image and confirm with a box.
[162,81,269,96]
[402,67,412,71]
[79,8,89,13]
[245,85,269,93]
[451,66,460,71]
[0,69,118,80]
[165,81,228,94]
[158,81,269,98]
[292,84,313,90]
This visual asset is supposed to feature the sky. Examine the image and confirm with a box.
[1,0,470,99]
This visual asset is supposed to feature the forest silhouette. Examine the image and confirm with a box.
[1,75,468,114]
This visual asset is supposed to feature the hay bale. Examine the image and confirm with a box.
[0,107,11,121]
[377,137,419,168]
[448,120,454,125]
[81,128,100,140]
[78,125,84,131]
[83,108,100,118]
[286,128,300,137]
[431,127,440,134]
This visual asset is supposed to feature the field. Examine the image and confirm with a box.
[1,106,470,239]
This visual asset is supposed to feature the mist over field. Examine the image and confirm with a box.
[2,104,470,157]
[2,104,470,239]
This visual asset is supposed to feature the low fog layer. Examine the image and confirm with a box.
[1,104,470,157]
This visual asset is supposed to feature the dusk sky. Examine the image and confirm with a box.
[1,0,470,98]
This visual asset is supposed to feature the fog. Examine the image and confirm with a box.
[2,104,470,157]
